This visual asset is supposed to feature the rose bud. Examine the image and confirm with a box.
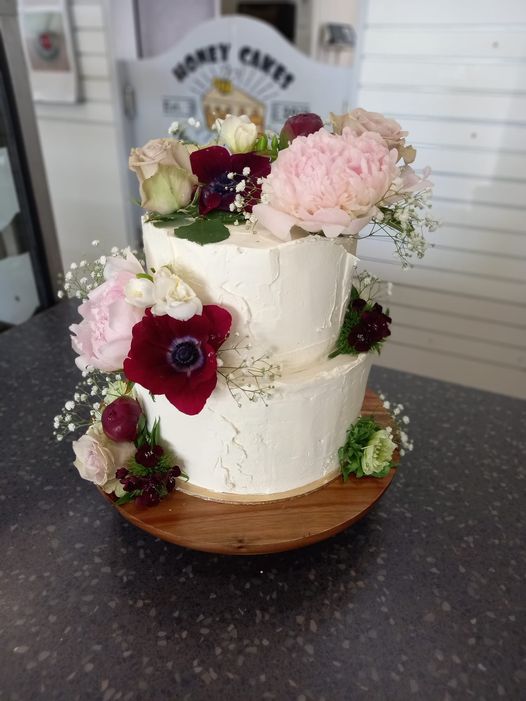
[279,112,324,148]
[101,397,143,442]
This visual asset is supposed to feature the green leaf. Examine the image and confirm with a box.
[115,491,140,506]
[174,218,230,245]
[205,210,243,225]
[152,213,196,229]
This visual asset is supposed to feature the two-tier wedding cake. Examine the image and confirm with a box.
[57,109,434,508]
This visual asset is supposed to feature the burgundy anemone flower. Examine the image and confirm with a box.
[348,302,392,353]
[190,145,271,215]
[123,305,232,415]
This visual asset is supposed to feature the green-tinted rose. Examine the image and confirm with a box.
[361,429,396,476]
[129,138,197,214]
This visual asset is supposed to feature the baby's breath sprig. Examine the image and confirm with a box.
[57,241,145,301]
[226,166,265,226]
[378,392,413,456]
[53,370,133,441]
[167,116,201,143]
[359,189,438,268]
[217,335,281,407]
[353,271,383,304]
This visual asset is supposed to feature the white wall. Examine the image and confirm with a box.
[29,0,132,267]
[356,0,526,399]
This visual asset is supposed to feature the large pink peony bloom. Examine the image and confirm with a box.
[70,252,145,372]
[253,128,399,241]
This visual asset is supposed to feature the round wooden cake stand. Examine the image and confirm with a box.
[101,390,397,555]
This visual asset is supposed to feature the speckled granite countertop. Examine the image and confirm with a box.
[0,302,525,701]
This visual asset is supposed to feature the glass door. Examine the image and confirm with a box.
[0,2,60,329]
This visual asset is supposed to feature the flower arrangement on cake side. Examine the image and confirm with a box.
[54,107,435,506]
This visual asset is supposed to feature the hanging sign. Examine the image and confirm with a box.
[121,15,355,145]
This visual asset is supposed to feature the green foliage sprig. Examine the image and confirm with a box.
[338,416,395,481]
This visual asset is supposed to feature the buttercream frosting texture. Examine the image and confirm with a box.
[140,221,371,498]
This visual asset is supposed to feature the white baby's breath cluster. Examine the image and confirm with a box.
[364,189,438,268]
[167,116,201,140]
[217,334,281,407]
[53,370,132,441]
[57,241,145,301]
[379,392,414,456]
[354,271,383,303]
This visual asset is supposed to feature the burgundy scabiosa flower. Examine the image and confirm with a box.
[135,444,164,468]
[190,145,271,215]
[123,305,232,415]
[347,302,392,353]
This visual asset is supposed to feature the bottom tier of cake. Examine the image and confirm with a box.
[135,353,372,502]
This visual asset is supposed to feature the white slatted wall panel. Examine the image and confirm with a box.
[31,0,129,267]
[357,0,526,399]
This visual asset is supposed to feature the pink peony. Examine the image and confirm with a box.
[70,252,145,372]
[253,128,399,241]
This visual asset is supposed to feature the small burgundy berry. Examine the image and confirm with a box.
[279,112,324,148]
[101,397,142,442]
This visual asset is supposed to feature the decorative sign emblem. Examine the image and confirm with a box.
[122,16,354,152]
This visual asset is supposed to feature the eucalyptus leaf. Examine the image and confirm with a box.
[152,213,196,229]
[174,218,230,245]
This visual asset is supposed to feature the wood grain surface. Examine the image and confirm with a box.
[101,390,398,555]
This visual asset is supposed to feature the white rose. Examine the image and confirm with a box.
[72,423,135,487]
[361,429,396,476]
[151,267,203,320]
[125,276,155,308]
[218,115,258,154]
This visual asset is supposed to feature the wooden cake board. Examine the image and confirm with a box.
[101,390,397,555]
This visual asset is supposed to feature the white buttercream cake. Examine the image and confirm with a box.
[137,222,371,501]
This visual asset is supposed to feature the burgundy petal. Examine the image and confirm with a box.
[166,373,217,415]
[190,146,231,184]
[230,153,271,179]
[202,305,232,350]
[199,188,222,215]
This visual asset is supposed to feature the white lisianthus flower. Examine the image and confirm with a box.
[72,423,135,487]
[218,115,258,154]
[125,276,155,308]
[361,429,397,476]
[151,267,202,321]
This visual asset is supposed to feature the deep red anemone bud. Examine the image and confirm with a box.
[101,397,143,442]
[123,305,232,415]
[279,113,324,148]
[190,146,271,215]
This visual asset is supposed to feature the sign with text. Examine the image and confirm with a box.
[120,15,355,146]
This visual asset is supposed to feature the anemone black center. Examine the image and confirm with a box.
[171,340,200,368]
[209,171,241,196]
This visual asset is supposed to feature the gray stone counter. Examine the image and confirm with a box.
[0,302,524,701]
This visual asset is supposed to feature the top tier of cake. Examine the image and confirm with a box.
[142,221,358,372]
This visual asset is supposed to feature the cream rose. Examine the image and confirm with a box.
[72,423,135,488]
[124,276,156,308]
[124,266,202,321]
[150,267,202,320]
[128,138,197,214]
[218,115,258,154]
[361,429,397,476]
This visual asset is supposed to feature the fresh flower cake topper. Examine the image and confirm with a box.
[130,108,436,265]
[55,107,430,508]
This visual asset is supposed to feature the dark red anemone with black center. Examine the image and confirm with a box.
[123,305,232,415]
[190,145,271,215]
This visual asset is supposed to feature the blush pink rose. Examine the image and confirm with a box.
[73,423,135,488]
[253,128,399,241]
[70,252,145,372]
